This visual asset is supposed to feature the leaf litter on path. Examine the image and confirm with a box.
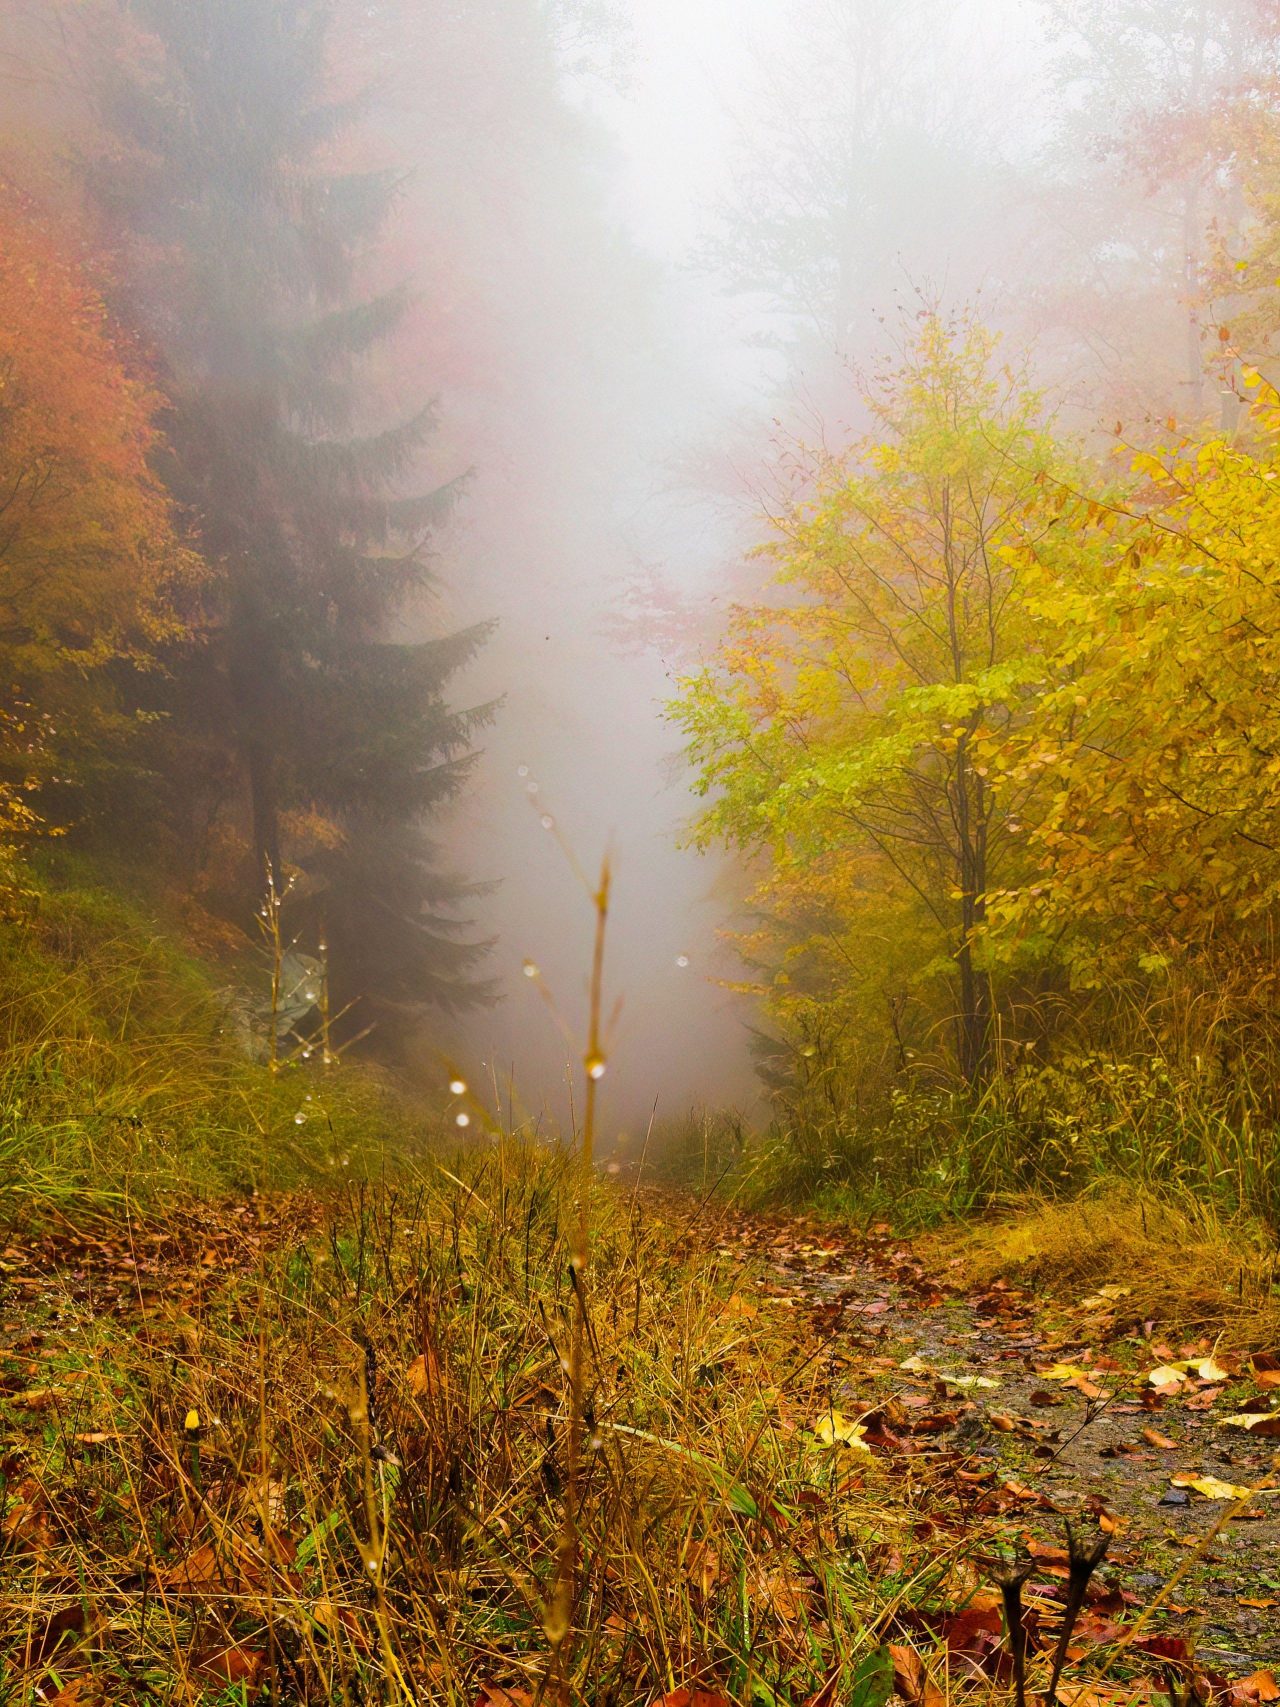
[701,1199,1280,1685]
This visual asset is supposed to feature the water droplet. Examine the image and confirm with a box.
[301,1047,313,1059]
[517,764,530,778]
[540,814,555,831]
[526,781,539,796]
[522,960,539,978]
[294,1111,306,1125]
[585,1054,606,1081]
[455,1112,471,1128]
[449,1077,467,1096]
[676,954,690,968]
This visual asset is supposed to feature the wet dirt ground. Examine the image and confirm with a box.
[703,1208,1280,1672]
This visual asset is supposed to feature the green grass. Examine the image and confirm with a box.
[0,857,443,1215]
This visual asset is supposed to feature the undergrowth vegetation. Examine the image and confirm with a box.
[1,1140,1014,1706]
[0,860,437,1210]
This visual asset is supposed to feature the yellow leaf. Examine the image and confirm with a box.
[1170,1473,1253,1501]
[1149,1356,1230,1387]
[1040,1364,1093,1383]
[810,1410,871,1450]
[1220,1413,1280,1435]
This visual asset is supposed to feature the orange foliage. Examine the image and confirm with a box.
[0,175,195,836]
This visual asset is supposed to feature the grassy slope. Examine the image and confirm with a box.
[0,856,442,1213]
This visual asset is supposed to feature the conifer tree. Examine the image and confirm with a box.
[92,0,493,1031]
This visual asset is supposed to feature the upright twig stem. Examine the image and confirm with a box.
[547,855,611,1679]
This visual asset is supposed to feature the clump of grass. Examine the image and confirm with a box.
[950,1183,1280,1350]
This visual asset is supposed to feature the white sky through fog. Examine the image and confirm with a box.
[444,0,1058,1134]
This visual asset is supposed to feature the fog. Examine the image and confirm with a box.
[4,0,1256,1133]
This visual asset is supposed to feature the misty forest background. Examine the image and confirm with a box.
[8,0,1280,1224]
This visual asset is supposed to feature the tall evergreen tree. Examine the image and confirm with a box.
[91,0,494,1033]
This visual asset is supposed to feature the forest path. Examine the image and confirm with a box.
[684,1200,1280,1674]
[5,1181,1280,1705]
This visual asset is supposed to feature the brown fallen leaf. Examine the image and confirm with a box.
[1229,1673,1280,1706]
[21,1603,86,1669]
[155,1533,269,1594]
[1240,1597,1278,1610]
[46,1680,107,1707]
[1,1476,51,1551]
[406,1348,441,1397]
[476,1686,536,1707]
[648,1692,732,1707]
[1142,1427,1178,1449]
[804,1667,843,1707]
[683,1540,721,1598]
[889,1642,946,1707]
[197,1647,266,1688]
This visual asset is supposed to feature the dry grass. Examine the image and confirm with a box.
[0,1142,1012,1706]
[949,1185,1280,1351]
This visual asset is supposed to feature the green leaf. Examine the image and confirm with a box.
[849,1646,895,1707]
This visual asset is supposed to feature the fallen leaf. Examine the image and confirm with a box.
[155,1534,269,1594]
[683,1540,721,1598]
[648,1692,732,1707]
[21,1603,86,1668]
[46,1681,107,1707]
[197,1647,266,1688]
[1169,1473,1253,1502]
[1239,1597,1278,1610]
[1142,1427,1178,1449]
[1079,1286,1133,1310]
[1221,1412,1280,1435]
[406,1348,441,1397]
[1230,1673,1280,1706]
[476,1687,536,1707]
[939,1373,1000,1390]
[1149,1356,1230,1388]
[889,1644,945,1707]
[810,1410,871,1450]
